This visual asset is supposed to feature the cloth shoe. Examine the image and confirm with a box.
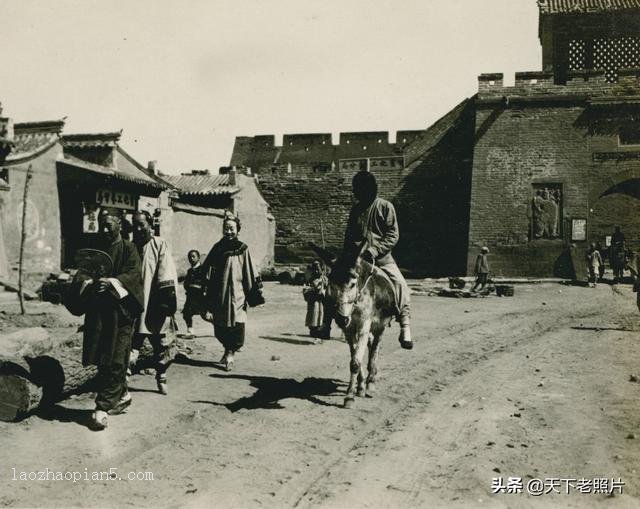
[220,351,235,372]
[107,392,132,415]
[399,326,413,350]
[156,374,168,395]
[90,410,108,430]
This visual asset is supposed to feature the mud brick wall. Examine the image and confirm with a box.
[2,144,62,282]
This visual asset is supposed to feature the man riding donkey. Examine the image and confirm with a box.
[337,169,413,350]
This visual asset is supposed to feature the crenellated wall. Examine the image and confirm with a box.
[230,129,419,171]
[468,67,640,277]
[249,99,477,276]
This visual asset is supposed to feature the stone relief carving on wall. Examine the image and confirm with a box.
[532,184,562,239]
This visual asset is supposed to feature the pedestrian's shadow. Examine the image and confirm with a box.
[36,404,96,431]
[260,335,317,346]
[195,374,346,411]
[173,353,219,369]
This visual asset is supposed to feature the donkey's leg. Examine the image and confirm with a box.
[357,333,374,397]
[345,329,369,408]
[366,332,382,397]
[345,337,357,399]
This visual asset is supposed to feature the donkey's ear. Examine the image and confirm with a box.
[308,242,336,268]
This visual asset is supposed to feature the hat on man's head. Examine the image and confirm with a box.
[99,208,122,222]
[481,246,489,253]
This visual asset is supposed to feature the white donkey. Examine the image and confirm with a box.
[312,244,397,408]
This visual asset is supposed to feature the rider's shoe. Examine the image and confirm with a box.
[399,326,413,350]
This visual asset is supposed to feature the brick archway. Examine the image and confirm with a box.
[589,168,640,250]
[590,167,640,203]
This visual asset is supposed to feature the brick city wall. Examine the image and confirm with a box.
[468,68,640,277]
[254,100,476,276]
[257,164,402,264]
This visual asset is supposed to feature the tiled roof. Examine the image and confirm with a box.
[160,172,239,195]
[61,131,121,148]
[171,202,226,216]
[116,147,176,189]
[538,0,640,14]
[60,154,166,190]
[10,120,64,161]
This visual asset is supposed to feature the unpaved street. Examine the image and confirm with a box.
[1,282,639,508]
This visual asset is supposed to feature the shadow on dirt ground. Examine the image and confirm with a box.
[259,335,317,346]
[36,404,94,430]
[193,374,346,412]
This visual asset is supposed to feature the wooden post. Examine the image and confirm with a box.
[18,164,33,315]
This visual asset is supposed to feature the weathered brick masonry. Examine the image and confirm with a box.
[468,70,640,277]
[237,99,476,276]
[232,1,640,278]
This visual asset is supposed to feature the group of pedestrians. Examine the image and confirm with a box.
[586,226,629,288]
[66,208,264,430]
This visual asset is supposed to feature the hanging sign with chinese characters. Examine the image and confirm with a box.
[83,203,99,233]
[95,188,137,210]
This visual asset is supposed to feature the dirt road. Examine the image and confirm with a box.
[1,281,639,508]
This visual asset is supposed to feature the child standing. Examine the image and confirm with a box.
[303,260,329,343]
[182,249,206,338]
[586,243,603,288]
[471,247,490,292]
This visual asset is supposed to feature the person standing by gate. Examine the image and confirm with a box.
[610,226,626,283]
[586,243,603,288]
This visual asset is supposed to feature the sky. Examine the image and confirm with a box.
[1,0,541,174]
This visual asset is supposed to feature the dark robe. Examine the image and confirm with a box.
[68,239,143,367]
[202,237,264,327]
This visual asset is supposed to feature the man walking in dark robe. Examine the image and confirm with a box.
[342,170,413,349]
[67,210,143,430]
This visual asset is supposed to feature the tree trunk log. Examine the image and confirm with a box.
[0,327,159,422]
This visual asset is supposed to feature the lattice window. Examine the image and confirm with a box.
[569,39,586,70]
[594,37,640,82]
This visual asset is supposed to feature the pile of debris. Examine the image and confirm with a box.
[411,277,515,299]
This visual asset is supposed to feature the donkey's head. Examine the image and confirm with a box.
[328,260,362,329]
[308,242,364,330]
